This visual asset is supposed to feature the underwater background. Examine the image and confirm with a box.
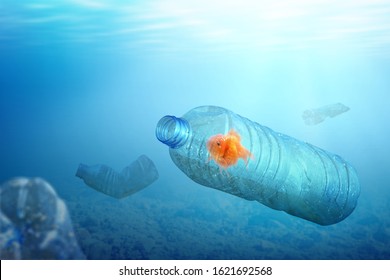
[1,0,390,259]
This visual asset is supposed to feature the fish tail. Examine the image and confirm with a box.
[242,149,254,166]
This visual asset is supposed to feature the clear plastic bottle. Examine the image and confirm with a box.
[156,106,360,225]
[0,177,85,259]
[76,155,159,199]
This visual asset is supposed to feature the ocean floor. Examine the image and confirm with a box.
[61,178,390,260]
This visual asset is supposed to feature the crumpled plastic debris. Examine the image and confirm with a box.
[76,154,159,199]
[302,103,350,125]
[0,177,85,259]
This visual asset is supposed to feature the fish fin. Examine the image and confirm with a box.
[241,150,254,167]
[219,166,230,177]
[228,129,241,140]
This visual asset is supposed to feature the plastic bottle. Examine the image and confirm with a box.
[0,177,85,259]
[155,105,360,225]
[76,155,159,199]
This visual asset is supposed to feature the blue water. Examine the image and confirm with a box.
[1,0,390,259]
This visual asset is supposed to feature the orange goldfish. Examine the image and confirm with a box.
[206,129,253,169]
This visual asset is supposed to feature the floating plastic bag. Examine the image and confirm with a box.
[0,177,85,259]
[76,155,159,199]
[302,103,350,125]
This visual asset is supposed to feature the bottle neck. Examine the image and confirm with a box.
[156,115,190,149]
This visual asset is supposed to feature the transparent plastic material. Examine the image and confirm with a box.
[156,106,360,225]
[302,103,350,125]
[0,177,85,259]
[76,155,159,199]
